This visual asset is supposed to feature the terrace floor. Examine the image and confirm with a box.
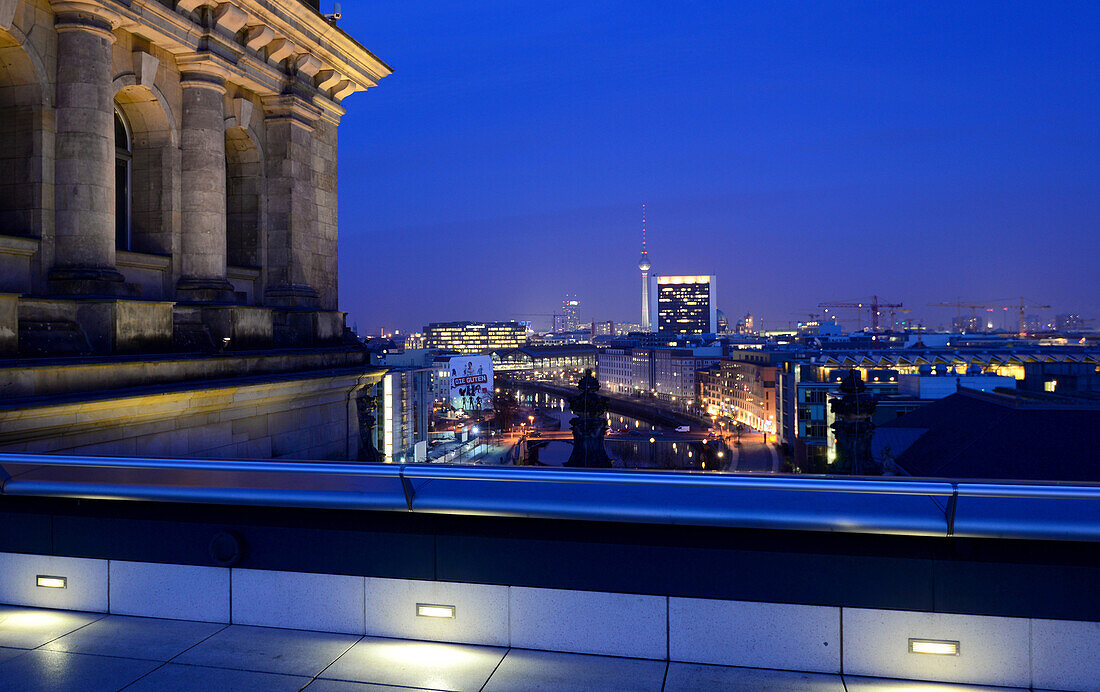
[0,605,1037,691]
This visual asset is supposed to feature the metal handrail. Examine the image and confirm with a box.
[5,453,1100,498]
[5,453,1100,499]
[2,453,1099,542]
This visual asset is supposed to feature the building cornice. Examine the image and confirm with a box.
[97,0,389,106]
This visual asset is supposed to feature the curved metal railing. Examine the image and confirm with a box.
[2,453,1098,541]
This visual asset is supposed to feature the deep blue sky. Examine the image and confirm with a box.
[335,1,1098,335]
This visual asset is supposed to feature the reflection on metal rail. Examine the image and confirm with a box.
[1,453,1098,542]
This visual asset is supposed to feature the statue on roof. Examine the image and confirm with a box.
[564,369,613,467]
[829,369,882,475]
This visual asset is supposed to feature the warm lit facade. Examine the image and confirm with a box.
[423,321,526,352]
[697,355,779,434]
[650,275,718,334]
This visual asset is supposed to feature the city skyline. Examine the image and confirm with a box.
[336,1,1098,334]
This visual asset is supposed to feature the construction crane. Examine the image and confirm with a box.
[994,297,1052,336]
[817,296,903,332]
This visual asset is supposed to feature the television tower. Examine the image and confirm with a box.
[639,204,652,332]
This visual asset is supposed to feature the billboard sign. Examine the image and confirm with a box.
[448,354,494,411]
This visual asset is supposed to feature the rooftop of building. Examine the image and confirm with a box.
[2,453,1099,689]
[876,387,1100,481]
[424,321,524,328]
[0,604,1025,691]
[503,344,599,357]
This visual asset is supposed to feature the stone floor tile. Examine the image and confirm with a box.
[843,676,1028,691]
[171,624,359,676]
[0,605,104,649]
[42,614,225,661]
[321,636,506,691]
[0,646,27,665]
[483,648,667,692]
[303,679,442,691]
[123,662,311,691]
[664,662,845,692]
[0,649,158,691]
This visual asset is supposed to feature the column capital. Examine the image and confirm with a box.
[177,53,230,92]
[314,98,345,127]
[262,93,321,130]
[51,0,121,39]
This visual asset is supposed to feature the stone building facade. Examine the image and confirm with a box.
[0,0,390,355]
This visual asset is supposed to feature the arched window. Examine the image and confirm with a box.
[114,107,132,250]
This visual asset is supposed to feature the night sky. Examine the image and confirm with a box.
[334,1,1099,335]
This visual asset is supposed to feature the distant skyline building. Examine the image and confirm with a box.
[650,275,718,334]
[555,294,581,332]
[423,321,526,352]
[717,309,729,334]
[638,204,652,332]
[592,320,615,336]
[1056,313,1086,331]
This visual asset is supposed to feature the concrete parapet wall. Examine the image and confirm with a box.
[0,348,368,398]
[0,368,384,460]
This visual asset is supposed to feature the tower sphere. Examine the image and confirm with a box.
[638,256,651,272]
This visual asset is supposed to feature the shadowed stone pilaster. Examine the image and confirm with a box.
[47,1,132,296]
[176,57,234,303]
[262,93,321,309]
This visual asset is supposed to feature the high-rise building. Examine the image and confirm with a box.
[650,275,718,334]
[423,321,526,352]
[639,204,652,332]
[554,294,581,332]
[592,320,615,336]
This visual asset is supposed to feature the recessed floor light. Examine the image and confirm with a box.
[416,603,456,619]
[908,638,959,655]
[36,575,67,589]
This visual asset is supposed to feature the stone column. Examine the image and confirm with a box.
[176,58,234,302]
[48,1,129,295]
[262,94,321,308]
[313,105,343,311]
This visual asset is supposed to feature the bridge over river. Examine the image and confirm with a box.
[499,376,711,431]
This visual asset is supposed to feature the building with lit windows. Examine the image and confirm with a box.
[597,346,634,394]
[596,344,721,400]
[422,321,526,352]
[652,347,723,402]
[650,275,718,334]
[554,295,581,332]
[697,353,782,434]
[497,345,597,383]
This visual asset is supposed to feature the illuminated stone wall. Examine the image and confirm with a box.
[0,0,391,355]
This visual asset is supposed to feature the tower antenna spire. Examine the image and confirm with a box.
[638,203,652,332]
